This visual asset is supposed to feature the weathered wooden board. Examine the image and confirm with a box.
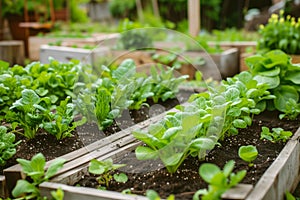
[0,175,8,198]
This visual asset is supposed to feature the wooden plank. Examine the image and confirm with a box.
[0,175,8,199]
[0,40,25,65]
[40,182,149,200]
[222,184,253,200]
[246,127,300,200]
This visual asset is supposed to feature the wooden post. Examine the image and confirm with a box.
[0,41,25,65]
[135,0,144,22]
[188,0,200,37]
[152,0,160,19]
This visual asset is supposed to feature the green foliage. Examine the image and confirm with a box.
[238,145,258,167]
[257,10,300,54]
[260,126,293,143]
[12,153,65,199]
[133,70,272,173]
[88,158,127,189]
[150,65,189,103]
[245,49,300,119]
[109,0,136,19]
[286,191,300,200]
[119,29,153,50]
[6,89,51,139]
[146,189,175,200]
[0,126,20,166]
[41,97,87,140]
[193,160,246,200]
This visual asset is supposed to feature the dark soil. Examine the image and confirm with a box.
[0,89,194,175]
[76,110,300,200]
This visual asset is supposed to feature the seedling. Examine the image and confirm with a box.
[238,145,258,167]
[193,160,246,200]
[146,189,175,200]
[12,153,65,199]
[260,126,292,143]
[0,125,20,166]
[88,158,128,189]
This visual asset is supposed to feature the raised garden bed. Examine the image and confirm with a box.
[35,110,300,200]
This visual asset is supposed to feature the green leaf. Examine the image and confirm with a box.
[286,71,300,84]
[274,85,299,112]
[199,163,221,183]
[223,160,235,177]
[45,158,66,179]
[135,146,158,160]
[238,145,258,163]
[233,119,247,128]
[12,180,38,198]
[258,67,280,76]
[230,170,247,187]
[89,159,106,175]
[253,75,280,89]
[113,173,128,183]
[112,59,136,80]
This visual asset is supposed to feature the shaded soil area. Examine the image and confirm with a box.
[76,111,300,200]
[0,89,194,174]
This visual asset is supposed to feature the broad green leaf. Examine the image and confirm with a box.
[114,173,128,183]
[12,180,38,198]
[21,89,40,105]
[89,159,106,175]
[135,146,158,160]
[233,119,247,128]
[149,123,166,138]
[238,145,258,163]
[274,85,299,112]
[229,170,247,187]
[189,137,216,150]
[265,50,289,67]
[45,158,66,179]
[161,152,183,167]
[286,71,300,84]
[162,127,181,140]
[210,172,227,187]
[199,163,221,183]
[112,59,136,80]
[253,75,279,89]
[258,66,280,76]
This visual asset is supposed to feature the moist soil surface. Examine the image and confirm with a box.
[76,110,300,200]
[0,89,193,174]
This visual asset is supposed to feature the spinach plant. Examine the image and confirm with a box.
[12,153,65,200]
[260,126,292,143]
[238,145,258,167]
[41,97,86,140]
[150,65,188,103]
[6,89,51,139]
[193,160,246,200]
[146,189,175,200]
[0,126,21,166]
[88,158,128,189]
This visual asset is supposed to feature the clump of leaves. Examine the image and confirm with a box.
[12,153,65,200]
[245,50,300,119]
[260,126,293,143]
[0,126,21,166]
[88,158,128,189]
[286,191,300,200]
[193,160,246,200]
[238,145,258,167]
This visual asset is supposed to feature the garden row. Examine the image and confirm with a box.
[2,48,300,200]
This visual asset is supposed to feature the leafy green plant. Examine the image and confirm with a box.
[193,160,246,200]
[6,89,51,139]
[245,49,300,119]
[238,145,258,167]
[41,96,86,140]
[150,65,188,103]
[12,153,65,200]
[286,191,300,200]
[88,158,128,189]
[0,126,21,166]
[260,126,293,143]
[257,10,300,54]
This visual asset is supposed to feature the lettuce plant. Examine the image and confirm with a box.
[238,145,258,167]
[245,50,300,119]
[260,126,292,143]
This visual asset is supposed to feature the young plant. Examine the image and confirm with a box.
[286,191,300,200]
[260,126,293,143]
[0,125,21,166]
[5,89,51,139]
[238,145,258,167]
[146,189,175,200]
[41,96,87,140]
[193,160,246,200]
[150,65,188,103]
[12,153,65,200]
[88,158,128,189]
